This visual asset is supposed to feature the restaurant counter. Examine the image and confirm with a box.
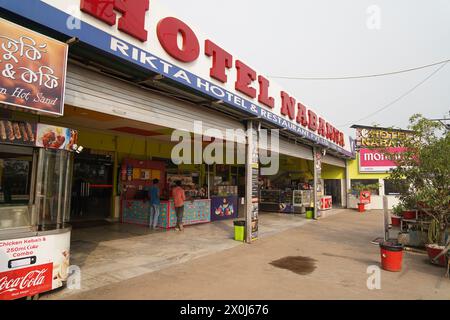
[121,199,211,228]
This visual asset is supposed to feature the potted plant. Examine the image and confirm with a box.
[391,203,404,227]
[386,115,450,267]
[426,219,449,266]
[400,197,418,220]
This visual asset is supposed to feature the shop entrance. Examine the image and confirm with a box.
[259,154,315,215]
[324,179,342,208]
[71,150,114,222]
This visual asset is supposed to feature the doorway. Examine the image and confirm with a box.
[71,150,114,222]
[324,179,342,208]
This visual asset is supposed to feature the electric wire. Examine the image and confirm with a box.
[337,62,449,127]
[268,58,450,81]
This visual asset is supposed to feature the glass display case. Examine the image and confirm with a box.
[293,190,314,208]
[259,190,281,203]
[259,189,281,212]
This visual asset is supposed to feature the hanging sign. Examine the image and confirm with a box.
[0,18,68,116]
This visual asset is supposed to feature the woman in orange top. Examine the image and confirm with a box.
[172,180,186,231]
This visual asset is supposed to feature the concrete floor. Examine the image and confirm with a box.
[44,209,450,300]
[41,211,313,300]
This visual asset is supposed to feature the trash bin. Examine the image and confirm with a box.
[233,220,245,242]
[380,241,404,272]
[305,208,314,219]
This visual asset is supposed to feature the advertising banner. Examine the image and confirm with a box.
[0,232,71,300]
[0,119,78,151]
[320,196,332,210]
[359,191,371,205]
[251,122,259,241]
[0,18,68,116]
[210,196,238,222]
[0,118,36,146]
[359,147,406,173]
[35,123,78,151]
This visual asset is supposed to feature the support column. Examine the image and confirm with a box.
[245,120,259,243]
[344,160,350,208]
[313,148,323,219]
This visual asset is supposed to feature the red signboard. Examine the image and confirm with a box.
[320,196,332,210]
[0,263,53,300]
[360,191,371,205]
[359,147,407,173]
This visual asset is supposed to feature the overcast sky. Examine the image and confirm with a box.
[164,0,450,137]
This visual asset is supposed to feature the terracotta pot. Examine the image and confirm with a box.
[391,215,402,227]
[402,210,416,220]
[425,244,448,267]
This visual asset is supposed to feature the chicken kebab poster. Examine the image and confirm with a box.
[0,120,78,150]
[36,124,78,151]
[0,18,68,116]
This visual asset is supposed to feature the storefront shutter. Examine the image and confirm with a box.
[322,154,346,167]
[64,64,246,140]
[259,137,313,160]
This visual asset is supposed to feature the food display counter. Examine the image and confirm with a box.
[159,199,211,229]
[293,190,314,213]
[121,199,211,228]
[0,121,78,300]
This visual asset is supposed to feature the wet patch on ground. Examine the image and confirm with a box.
[270,256,317,275]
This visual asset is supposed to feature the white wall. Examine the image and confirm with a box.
[347,178,400,210]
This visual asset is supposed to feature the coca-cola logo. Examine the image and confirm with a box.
[0,269,47,294]
[0,263,52,300]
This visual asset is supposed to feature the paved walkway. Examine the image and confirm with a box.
[41,211,313,299]
[53,209,450,300]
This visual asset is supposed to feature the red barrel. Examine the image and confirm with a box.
[358,203,365,212]
[380,242,404,272]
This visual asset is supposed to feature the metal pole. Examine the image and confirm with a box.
[383,195,389,241]
[207,165,210,199]
[313,148,318,219]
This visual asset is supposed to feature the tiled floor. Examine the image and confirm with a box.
[41,211,314,299]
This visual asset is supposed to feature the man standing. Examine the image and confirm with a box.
[149,179,161,229]
[172,180,186,231]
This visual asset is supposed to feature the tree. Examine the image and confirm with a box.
[388,114,450,245]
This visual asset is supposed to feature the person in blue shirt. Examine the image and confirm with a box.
[149,179,161,229]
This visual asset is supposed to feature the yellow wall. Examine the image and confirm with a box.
[279,157,314,180]
[321,163,345,179]
[347,153,390,180]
